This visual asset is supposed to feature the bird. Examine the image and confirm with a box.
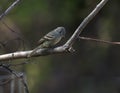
[28,27,66,57]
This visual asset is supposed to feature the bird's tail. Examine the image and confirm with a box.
[28,46,41,57]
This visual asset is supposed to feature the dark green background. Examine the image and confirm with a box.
[0,0,120,93]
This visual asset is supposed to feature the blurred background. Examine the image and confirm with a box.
[0,0,120,93]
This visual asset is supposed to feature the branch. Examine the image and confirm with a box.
[64,0,108,48]
[79,36,120,45]
[0,0,108,61]
[2,36,117,62]
[0,0,20,20]
[0,46,67,61]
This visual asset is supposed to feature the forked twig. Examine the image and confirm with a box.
[64,0,108,48]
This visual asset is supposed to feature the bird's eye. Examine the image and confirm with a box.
[59,31,62,34]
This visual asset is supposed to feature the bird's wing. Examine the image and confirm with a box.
[38,34,55,44]
[38,38,46,45]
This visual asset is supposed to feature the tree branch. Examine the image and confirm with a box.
[0,0,109,61]
[79,36,120,45]
[0,46,67,61]
[0,0,20,20]
[64,0,108,48]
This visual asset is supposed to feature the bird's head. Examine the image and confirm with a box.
[55,27,66,37]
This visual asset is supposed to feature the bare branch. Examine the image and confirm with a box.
[64,0,108,48]
[0,46,67,61]
[0,0,20,20]
[0,0,109,61]
[79,36,120,45]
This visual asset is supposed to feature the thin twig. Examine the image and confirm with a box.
[19,74,29,93]
[64,0,108,48]
[79,36,120,45]
[0,0,20,20]
[0,0,25,50]
[0,64,29,93]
